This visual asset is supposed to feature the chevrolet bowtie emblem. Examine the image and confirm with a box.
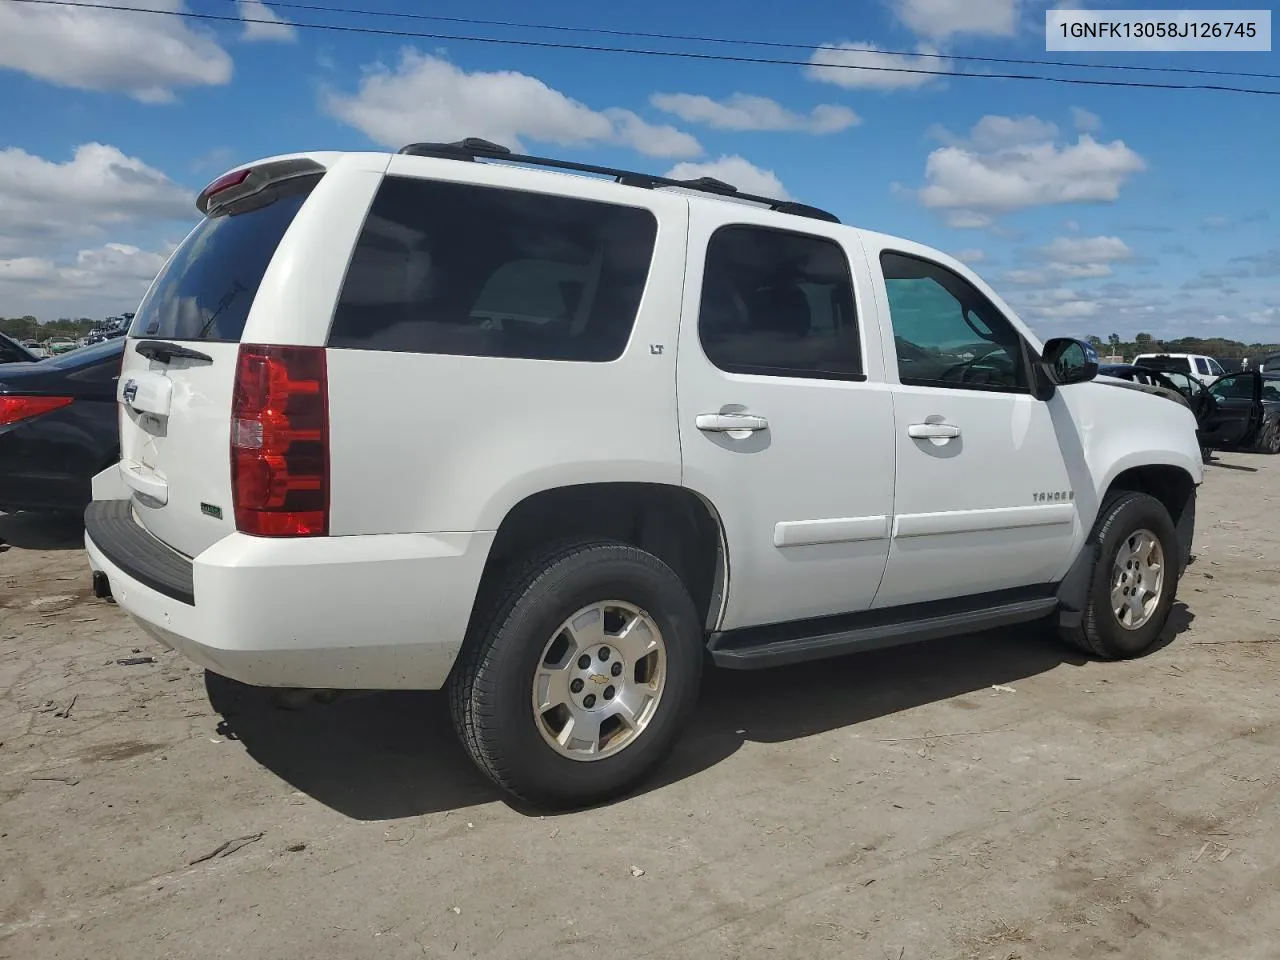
[590,674,609,685]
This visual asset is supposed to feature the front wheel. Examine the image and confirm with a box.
[1254,419,1280,455]
[447,539,704,809]
[1061,492,1180,660]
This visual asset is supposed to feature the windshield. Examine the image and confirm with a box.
[129,176,319,342]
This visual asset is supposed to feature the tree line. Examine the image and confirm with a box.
[1084,334,1277,363]
[0,315,132,342]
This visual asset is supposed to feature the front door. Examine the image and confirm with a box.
[867,247,1080,609]
[676,212,895,632]
[1202,371,1263,448]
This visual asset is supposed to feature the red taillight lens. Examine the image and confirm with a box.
[230,344,328,537]
[0,395,73,427]
[204,168,250,199]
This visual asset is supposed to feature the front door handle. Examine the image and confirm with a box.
[696,413,769,434]
[907,422,960,440]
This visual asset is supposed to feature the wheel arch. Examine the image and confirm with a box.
[481,482,729,635]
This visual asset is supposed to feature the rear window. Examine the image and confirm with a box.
[1136,355,1191,374]
[129,176,319,342]
[327,176,658,362]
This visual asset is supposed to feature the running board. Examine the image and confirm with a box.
[707,587,1059,670]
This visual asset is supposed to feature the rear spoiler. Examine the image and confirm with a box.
[196,157,327,217]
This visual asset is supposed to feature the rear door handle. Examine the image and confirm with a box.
[696,413,769,434]
[907,422,960,440]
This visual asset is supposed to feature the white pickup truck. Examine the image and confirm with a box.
[85,140,1203,808]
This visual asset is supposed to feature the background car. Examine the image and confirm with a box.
[0,331,38,364]
[0,337,123,514]
[1131,352,1226,387]
[21,339,52,359]
[1205,371,1280,454]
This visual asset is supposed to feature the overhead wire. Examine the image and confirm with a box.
[6,0,1280,97]
[192,0,1280,83]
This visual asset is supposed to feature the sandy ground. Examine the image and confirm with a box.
[1,453,1278,960]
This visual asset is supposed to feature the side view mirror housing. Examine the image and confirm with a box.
[1039,337,1099,392]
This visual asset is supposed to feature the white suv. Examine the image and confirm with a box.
[85,140,1203,808]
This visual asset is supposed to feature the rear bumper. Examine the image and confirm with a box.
[84,499,494,690]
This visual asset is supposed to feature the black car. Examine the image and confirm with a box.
[0,331,38,364]
[1098,363,1278,458]
[0,338,123,514]
[1205,370,1280,454]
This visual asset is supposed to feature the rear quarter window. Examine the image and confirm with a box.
[327,176,658,362]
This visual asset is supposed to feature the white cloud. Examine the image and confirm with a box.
[0,144,194,254]
[960,115,1061,152]
[1071,107,1101,133]
[0,0,232,102]
[1005,264,1114,286]
[890,0,1019,39]
[0,242,171,317]
[946,211,994,230]
[238,0,296,43]
[650,93,858,134]
[1038,235,1133,264]
[806,42,947,91]
[664,156,792,201]
[324,50,702,158]
[952,248,986,263]
[917,115,1146,214]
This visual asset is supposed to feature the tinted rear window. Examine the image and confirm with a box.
[327,176,658,362]
[129,176,319,342]
[1137,356,1191,373]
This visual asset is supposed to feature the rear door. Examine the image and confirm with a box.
[1201,371,1263,448]
[116,153,383,557]
[676,210,896,631]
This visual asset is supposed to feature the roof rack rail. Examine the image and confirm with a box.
[396,138,840,224]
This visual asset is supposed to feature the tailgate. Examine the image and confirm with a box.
[115,161,326,557]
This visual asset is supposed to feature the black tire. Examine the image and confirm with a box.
[1060,491,1180,660]
[1254,418,1280,455]
[447,538,704,809]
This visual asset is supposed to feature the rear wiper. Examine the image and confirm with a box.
[135,340,214,364]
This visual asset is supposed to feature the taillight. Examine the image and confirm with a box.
[0,396,73,427]
[230,344,328,537]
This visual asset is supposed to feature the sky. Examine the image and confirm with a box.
[0,0,1278,343]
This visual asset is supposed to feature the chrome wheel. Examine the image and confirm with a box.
[531,601,667,761]
[1111,528,1165,630]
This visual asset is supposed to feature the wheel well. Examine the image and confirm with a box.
[1107,465,1195,523]
[485,483,725,630]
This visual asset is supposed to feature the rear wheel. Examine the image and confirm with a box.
[447,539,703,809]
[1061,492,1179,660]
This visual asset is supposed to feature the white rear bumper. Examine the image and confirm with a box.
[85,504,494,690]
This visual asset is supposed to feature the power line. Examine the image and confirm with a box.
[194,0,1280,83]
[8,0,1280,97]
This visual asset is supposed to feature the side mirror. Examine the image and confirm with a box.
[1040,337,1099,387]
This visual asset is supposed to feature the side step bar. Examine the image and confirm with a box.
[707,587,1059,670]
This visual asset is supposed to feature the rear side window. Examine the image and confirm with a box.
[129,176,319,342]
[328,177,658,362]
[697,225,862,380]
[1195,358,1211,375]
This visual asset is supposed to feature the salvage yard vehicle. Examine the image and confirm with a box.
[0,338,124,514]
[1131,352,1225,387]
[1204,370,1280,454]
[0,331,37,364]
[84,140,1203,809]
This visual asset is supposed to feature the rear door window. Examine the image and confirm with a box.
[129,176,320,342]
[327,176,658,362]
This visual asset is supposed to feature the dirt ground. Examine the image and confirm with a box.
[1,454,1278,960]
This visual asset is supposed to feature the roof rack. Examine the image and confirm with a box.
[396,138,840,224]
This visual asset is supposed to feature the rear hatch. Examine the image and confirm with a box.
[116,160,327,557]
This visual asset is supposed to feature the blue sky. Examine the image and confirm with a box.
[0,0,1277,343]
